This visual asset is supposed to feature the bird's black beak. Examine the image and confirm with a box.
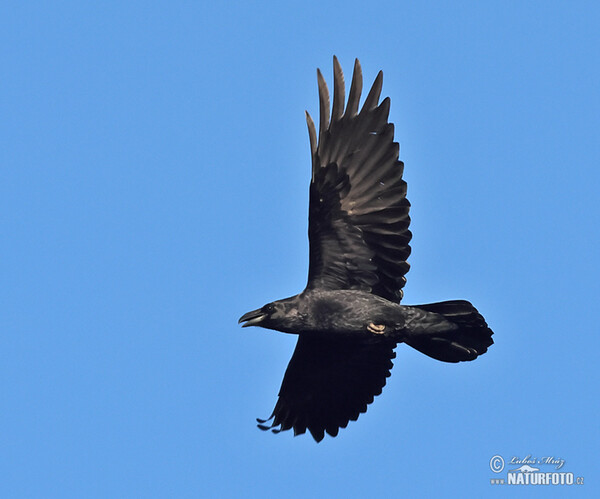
[238,308,267,328]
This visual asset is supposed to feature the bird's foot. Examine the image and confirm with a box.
[367,323,386,334]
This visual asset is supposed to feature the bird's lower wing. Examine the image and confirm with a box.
[257,335,396,442]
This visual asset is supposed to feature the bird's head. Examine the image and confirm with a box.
[238,297,300,332]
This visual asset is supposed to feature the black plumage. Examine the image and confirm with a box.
[239,57,494,442]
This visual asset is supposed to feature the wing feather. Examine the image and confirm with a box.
[361,70,383,112]
[306,57,412,302]
[345,59,362,117]
[257,336,396,442]
[305,111,317,161]
[332,55,345,121]
[316,69,330,147]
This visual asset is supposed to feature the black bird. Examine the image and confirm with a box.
[239,57,493,442]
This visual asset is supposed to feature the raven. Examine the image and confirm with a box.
[239,57,493,442]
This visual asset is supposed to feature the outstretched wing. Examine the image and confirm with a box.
[257,336,396,442]
[305,57,411,302]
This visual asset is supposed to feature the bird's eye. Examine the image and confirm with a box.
[264,304,275,314]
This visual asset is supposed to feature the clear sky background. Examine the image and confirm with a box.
[1,1,598,497]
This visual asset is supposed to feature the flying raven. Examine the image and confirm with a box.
[239,57,493,442]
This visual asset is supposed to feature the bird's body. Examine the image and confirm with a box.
[294,289,409,338]
[239,57,494,442]
[242,289,456,341]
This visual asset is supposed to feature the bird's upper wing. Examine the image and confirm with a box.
[305,57,411,302]
[257,335,396,442]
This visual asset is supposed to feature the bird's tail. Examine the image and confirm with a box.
[406,300,493,363]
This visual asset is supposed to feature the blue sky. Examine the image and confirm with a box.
[1,1,599,497]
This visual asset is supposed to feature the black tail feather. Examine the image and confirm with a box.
[406,300,493,363]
